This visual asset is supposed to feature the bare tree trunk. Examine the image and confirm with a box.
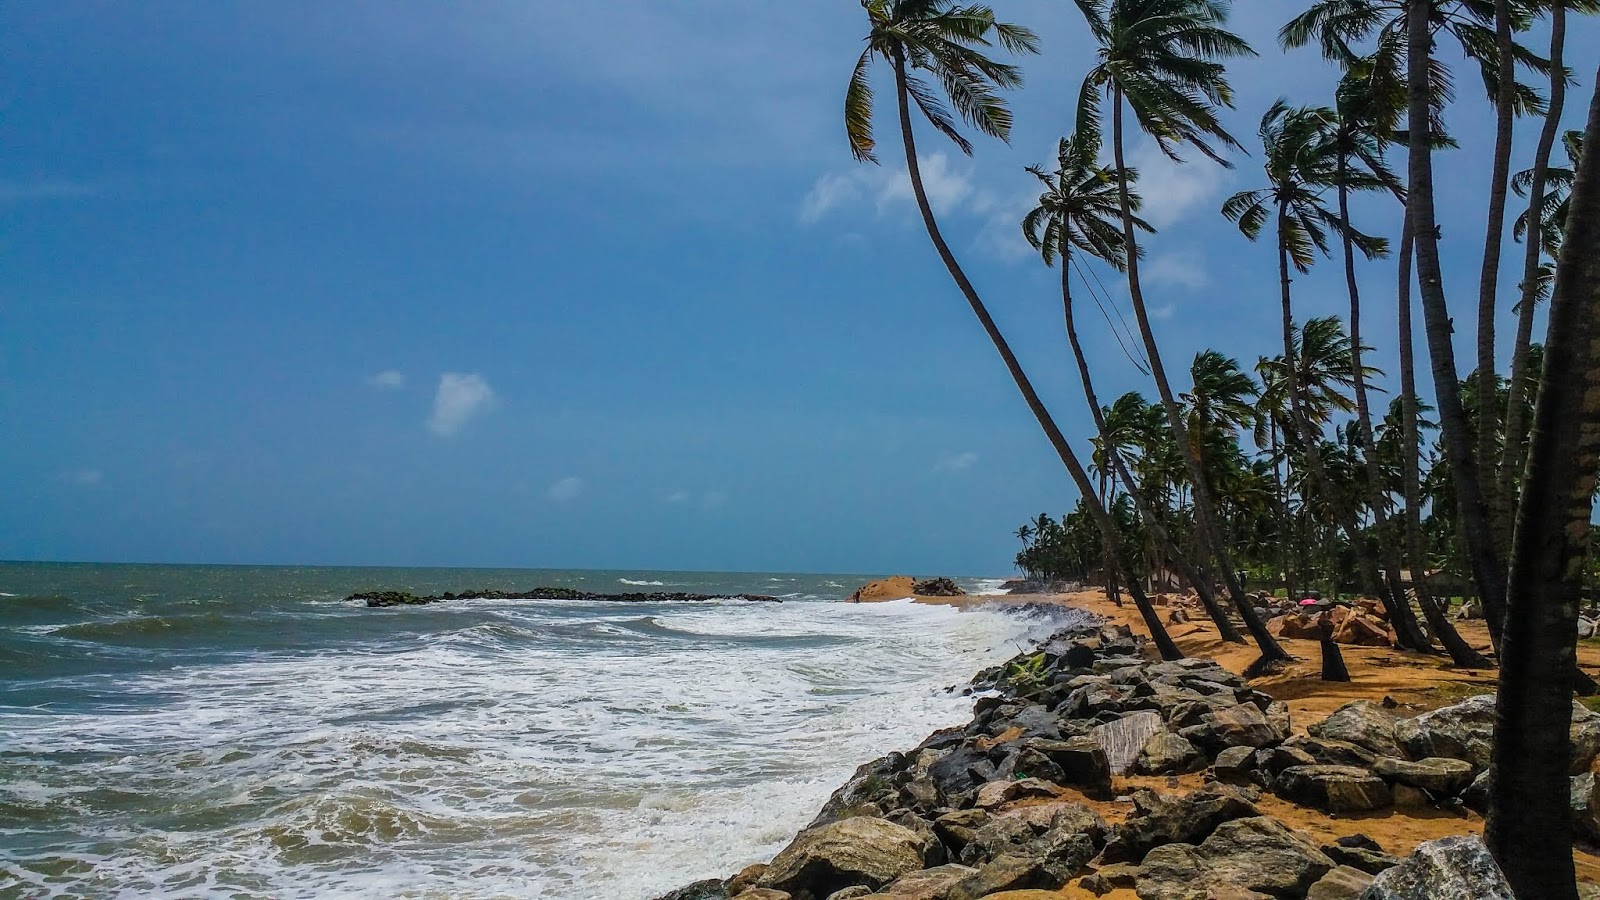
[1406,0,1509,650]
[1501,0,1568,528]
[1398,215,1495,667]
[1485,66,1600,900]
[890,58,1182,660]
[1110,89,1289,664]
[1477,0,1518,554]
[1060,260,1244,642]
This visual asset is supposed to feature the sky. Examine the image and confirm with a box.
[2,2,1596,576]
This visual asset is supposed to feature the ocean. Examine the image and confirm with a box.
[0,563,1079,899]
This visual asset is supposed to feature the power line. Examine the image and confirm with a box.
[1070,254,1151,377]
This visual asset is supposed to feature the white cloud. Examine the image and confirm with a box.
[426,372,495,437]
[62,468,103,486]
[1150,303,1178,321]
[799,171,863,225]
[934,451,979,473]
[1143,250,1210,290]
[799,152,978,225]
[548,476,585,503]
[366,370,406,389]
[1128,143,1230,229]
[663,489,691,504]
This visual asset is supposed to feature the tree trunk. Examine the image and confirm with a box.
[1477,0,1518,556]
[1338,170,1440,654]
[1485,65,1600,900]
[1501,0,1568,530]
[1406,0,1509,650]
[1398,214,1495,667]
[1060,259,1245,642]
[890,58,1182,661]
[1110,89,1289,664]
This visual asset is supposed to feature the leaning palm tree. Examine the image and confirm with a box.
[1486,63,1600,900]
[1022,134,1246,644]
[1223,101,1432,652]
[1073,0,1286,665]
[843,0,1183,659]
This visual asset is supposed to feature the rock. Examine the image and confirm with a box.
[1283,735,1379,769]
[654,880,730,900]
[1580,617,1597,639]
[825,889,873,900]
[932,809,988,856]
[1372,757,1474,797]
[1390,784,1432,809]
[1389,695,1600,775]
[731,865,771,895]
[1323,840,1402,876]
[1331,612,1396,648]
[1309,701,1406,759]
[1102,785,1257,864]
[813,754,909,825]
[1134,817,1332,900]
[911,578,967,598]
[1263,745,1318,776]
[1356,835,1514,899]
[1078,862,1140,895]
[1198,817,1335,897]
[1088,711,1166,775]
[759,818,927,900]
[1198,703,1289,751]
[1019,737,1111,793]
[1574,773,1600,843]
[946,855,1061,900]
[1455,599,1484,620]
[849,577,918,602]
[974,778,1057,809]
[1308,865,1376,900]
[1275,765,1393,814]
[733,891,791,900]
[1137,732,1206,775]
[875,864,977,899]
[1212,745,1258,784]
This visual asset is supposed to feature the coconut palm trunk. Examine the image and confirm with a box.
[1110,91,1289,664]
[1485,67,1600,900]
[1274,201,1430,651]
[1501,0,1569,527]
[1059,258,1245,642]
[890,57,1182,661]
[1405,0,1509,650]
[1476,0,1519,552]
[1395,216,1494,667]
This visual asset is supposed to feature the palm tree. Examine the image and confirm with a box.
[1486,66,1600,900]
[1223,102,1432,651]
[1404,0,1510,649]
[844,0,1184,659]
[1073,0,1284,665]
[1023,134,1246,643]
[1504,117,1590,512]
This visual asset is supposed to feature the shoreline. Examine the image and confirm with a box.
[652,587,1600,900]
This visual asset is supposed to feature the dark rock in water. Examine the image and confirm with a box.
[912,577,967,597]
[350,587,782,607]
[651,879,728,900]
[1357,835,1514,899]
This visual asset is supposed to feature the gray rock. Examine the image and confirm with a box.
[1574,773,1600,843]
[759,817,927,900]
[876,863,976,899]
[1390,695,1600,775]
[1022,737,1112,793]
[974,777,1056,809]
[946,854,1061,900]
[1102,784,1257,864]
[931,808,987,856]
[1309,701,1406,759]
[1133,817,1332,900]
[1089,711,1166,776]
[1212,745,1258,784]
[1356,835,1514,899]
[823,889,873,900]
[1264,745,1318,776]
[1323,842,1402,876]
[1372,757,1474,797]
[1307,865,1376,900]
[1201,702,1289,751]
[1283,734,1379,769]
[733,890,791,900]
[654,879,730,900]
[1275,765,1393,814]
[1137,731,1206,775]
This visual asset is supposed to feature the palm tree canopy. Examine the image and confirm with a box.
[1073,0,1257,165]
[1222,100,1390,272]
[1512,129,1585,255]
[1023,134,1155,269]
[846,0,1039,163]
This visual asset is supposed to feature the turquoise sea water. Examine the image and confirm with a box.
[0,563,1068,899]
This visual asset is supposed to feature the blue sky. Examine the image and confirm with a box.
[2,2,1595,575]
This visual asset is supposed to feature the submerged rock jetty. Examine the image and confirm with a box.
[653,617,1600,900]
[348,588,782,608]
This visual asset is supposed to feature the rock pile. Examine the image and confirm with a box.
[349,588,781,608]
[847,577,969,602]
[651,621,1600,900]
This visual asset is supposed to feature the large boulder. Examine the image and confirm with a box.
[1137,731,1206,775]
[653,880,729,900]
[759,818,928,900]
[1013,737,1111,793]
[1371,757,1475,797]
[1102,785,1257,864]
[1356,835,1514,899]
[1308,866,1377,900]
[1308,701,1406,759]
[1185,702,1291,753]
[1275,765,1393,814]
[1088,711,1166,775]
[911,577,967,598]
[874,864,977,899]
[1134,817,1333,900]
[1394,695,1600,775]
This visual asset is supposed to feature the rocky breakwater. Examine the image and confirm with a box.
[653,620,1600,900]
[348,588,782,608]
